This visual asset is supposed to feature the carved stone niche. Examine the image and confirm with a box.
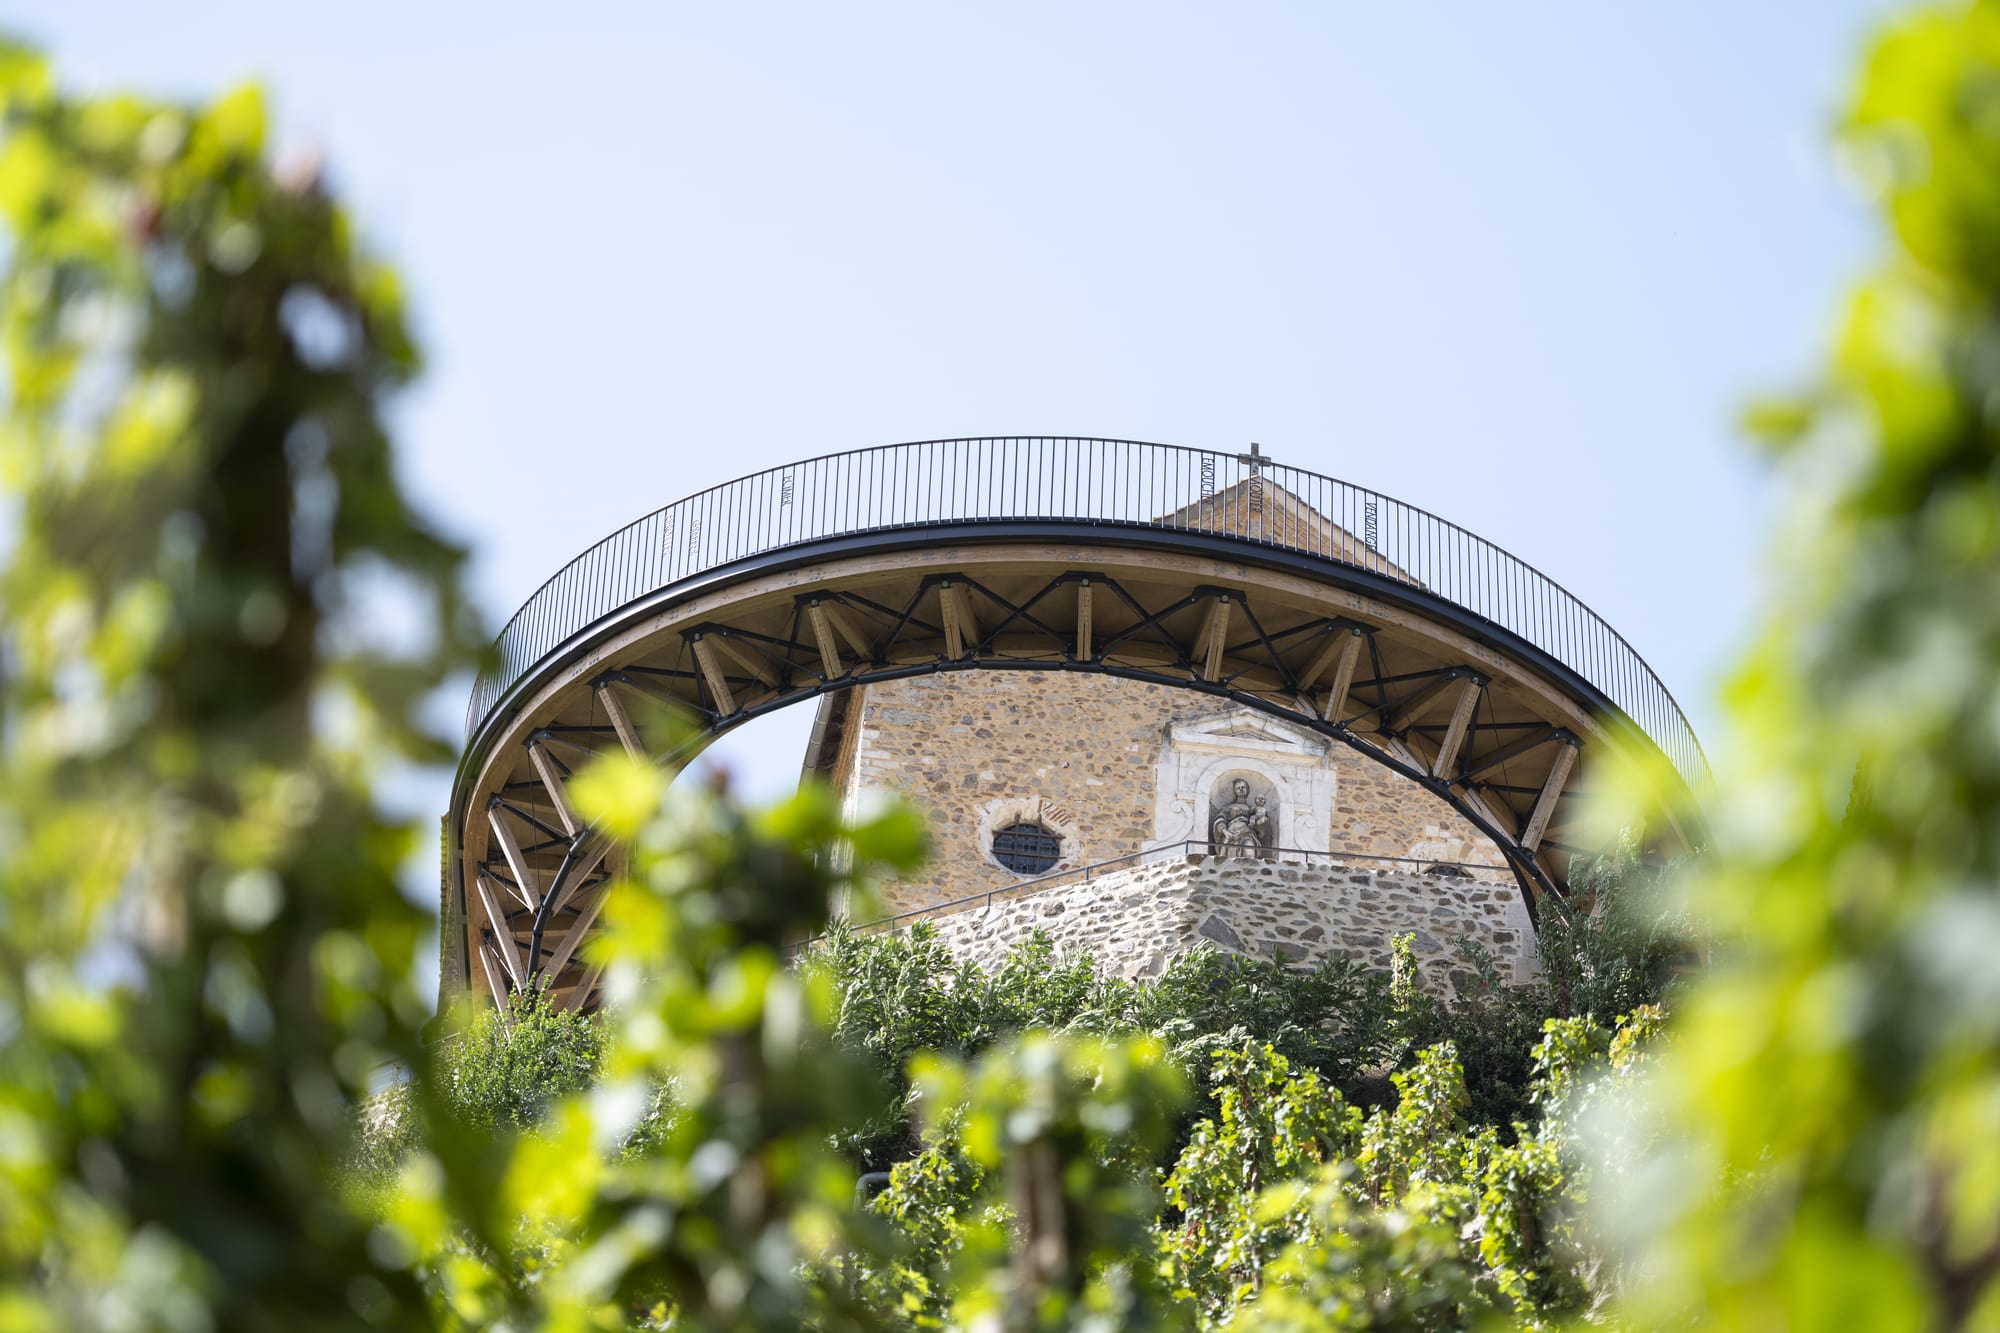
[1146,707,1336,860]
[1207,770,1277,858]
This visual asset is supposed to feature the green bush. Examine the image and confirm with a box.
[432,987,608,1135]
[855,1010,1669,1328]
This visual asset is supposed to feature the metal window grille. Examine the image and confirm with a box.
[991,821,1062,875]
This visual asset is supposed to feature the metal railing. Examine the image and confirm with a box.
[467,437,1707,789]
[796,841,1514,948]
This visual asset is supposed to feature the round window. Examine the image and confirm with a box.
[991,820,1063,875]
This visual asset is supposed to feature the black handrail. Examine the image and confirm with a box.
[466,437,1708,790]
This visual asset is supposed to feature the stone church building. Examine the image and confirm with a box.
[802,668,1538,996]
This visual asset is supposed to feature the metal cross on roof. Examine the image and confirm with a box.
[1237,441,1272,471]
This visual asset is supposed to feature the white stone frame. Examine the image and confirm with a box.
[1147,708,1337,860]
[976,796,1081,878]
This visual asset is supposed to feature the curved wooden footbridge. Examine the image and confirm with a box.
[445,437,1707,1013]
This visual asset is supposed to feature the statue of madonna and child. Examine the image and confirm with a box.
[1209,777,1272,859]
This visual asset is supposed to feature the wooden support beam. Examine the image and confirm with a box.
[1198,596,1232,683]
[473,874,526,991]
[806,601,843,679]
[596,680,646,760]
[708,632,778,688]
[486,804,542,912]
[480,865,532,918]
[690,635,737,715]
[1538,823,1582,852]
[1467,784,1524,842]
[538,882,612,984]
[1324,629,1366,723]
[1191,600,1217,675]
[483,936,525,1000]
[821,602,874,660]
[1382,732,1523,843]
[562,959,607,1014]
[1388,669,1467,734]
[1298,627,1364,718]
[952,583,980,642]
[1520,739,1579,853]
[543,837,612,920]
[1074,579,1093,661]
[938,582,966,660]
[1430,676,1484,779]
[528,739,580,837]
[476,938,512,1010]
[1297,626,1355,690]
[1457,727,1562,784]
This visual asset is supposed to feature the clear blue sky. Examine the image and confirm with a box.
[18,2,1893,912]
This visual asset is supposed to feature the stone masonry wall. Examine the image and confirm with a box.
[1328,756,1509,872]
[829,671,1509,915]
[920,856,1536,1000]
[837,672,1171,913]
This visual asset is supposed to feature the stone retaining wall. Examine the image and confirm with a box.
[918,856,1536,999]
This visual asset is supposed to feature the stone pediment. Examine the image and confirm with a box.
[1166,709,1330,760]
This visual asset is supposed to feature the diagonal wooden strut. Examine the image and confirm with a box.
[947,581,980,642]
[820,600,875,661]
[486,802,541,912]
[528,738,580,837]
[806,600,844,679]
[1298,625,1365,721]
[1074,579,1093,661]
[938,581,968,660]
[1430,675,1486,778]
[1520,738,1580,853]
[473,874,527,991]
[689,635,737,715]
[595,678,647,760]
[563,958,607,1014]
[1197,594,1233,683]
[474,936,511,1010]
[1455,726,1565,785]
[1386,668,1471,734]
[540,880,613,983]
[708,632,779,688]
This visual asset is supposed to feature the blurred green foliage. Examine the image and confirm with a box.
[0,41,476,1333]
[1606,3,2000,1327]
[848,1011,1666,1329]
[342,895,1675,1327]
[9,0,2000,1324]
